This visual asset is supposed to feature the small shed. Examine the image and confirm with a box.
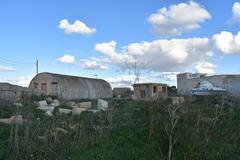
[133,83,168,100]
[29,72,112,100]
[0,83,29,101]
[113,87,132,98]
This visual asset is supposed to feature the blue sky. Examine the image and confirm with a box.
[0,0,240,87]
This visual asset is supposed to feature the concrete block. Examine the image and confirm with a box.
[46,111,53,117]
[13,102,23,107]
[59,108,72,114]
[72,107,87,115]
[39,100,48,107]
[98,99,108,111]
[67,101,76,107]
[77,102,92,109]
[10,115,23,124]
[38,106,55,112]
[0,115,23,125]
[50,99,60,107]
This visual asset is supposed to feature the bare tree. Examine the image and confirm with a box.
[164,103,182,160]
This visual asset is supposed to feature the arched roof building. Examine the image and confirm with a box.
[29,72,112,100]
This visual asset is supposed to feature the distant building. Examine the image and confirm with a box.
[177,72,240,97]
[167,86,177,96]
[133,83,168,100]
[113,87,132,98]
[0,83,29,101]
[29,72,112,100]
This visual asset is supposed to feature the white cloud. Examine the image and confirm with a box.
[233,2,240,21]
[148,1,211,36]
[0,65,16,72]
[81,57,108,70]
[57,54,76,64]
[0,76,32,87]
[59,19,96,35]
[105,75,147,87]
[95,38,213,73]
[195,62,217,74]
[213,31,240,54]
[153,72,179,81]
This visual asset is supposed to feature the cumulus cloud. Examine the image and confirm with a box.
[148,1,211,36]
[104,75,147,87]
[213,31,240,54]
[94,38,213,73]
[57,54,76,64]
[0,65,16,72]
[153,72,179,82]
[81,57,108,70]
[195,62,217,74]
[233,2,240,22]
[59,19,96,35]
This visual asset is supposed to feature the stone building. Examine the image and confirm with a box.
[29,72,112,100]
[133,83,168,100]
[113,87,132,98]
[0,83,29,101]
[177,73,240,97]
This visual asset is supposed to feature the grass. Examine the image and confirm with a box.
[0,96,240,159]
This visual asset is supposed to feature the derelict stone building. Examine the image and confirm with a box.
[133,83,168,100]
[0,83,29,101]
[29,72,112,100]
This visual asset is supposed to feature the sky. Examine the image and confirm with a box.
[0,0,240,87]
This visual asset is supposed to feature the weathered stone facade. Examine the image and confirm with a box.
[0,83,29,101]
[177,73,240,97]
[29,72,112,100]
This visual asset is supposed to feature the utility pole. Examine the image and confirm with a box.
[36,60,39,75]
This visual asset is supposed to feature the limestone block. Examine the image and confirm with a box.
[10,115,23,124]
[98,99,108,111]
[77,102,92,109]
[0,115,23,125]
[38,106,55,112]
[13,102,23,108]
[38,100,48,107]
[51,99,60,107]
[72,107,87,115]
[59,108,72,114]
[46,111,53,117]
[67,101,76,107]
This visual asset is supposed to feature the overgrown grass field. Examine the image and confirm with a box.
[0,96,240,160]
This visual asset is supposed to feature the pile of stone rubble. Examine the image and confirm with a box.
[37,97,109,116]
[0,98,109,125]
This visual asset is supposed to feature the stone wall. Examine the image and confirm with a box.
[0,83,29,101]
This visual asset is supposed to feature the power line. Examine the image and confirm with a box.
[0,56,35,65]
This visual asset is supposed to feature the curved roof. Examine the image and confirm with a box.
[30,72,109,84]
[29,72,112,99]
